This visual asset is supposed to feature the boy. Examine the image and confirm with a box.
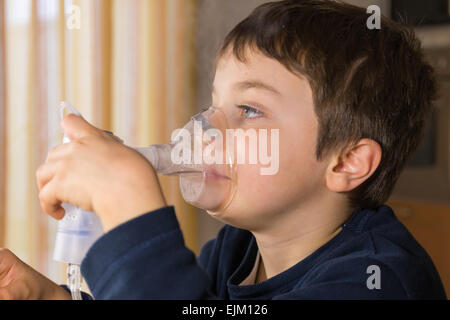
[0,0,447,299]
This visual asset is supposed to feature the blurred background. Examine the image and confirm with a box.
[0,0,449,296]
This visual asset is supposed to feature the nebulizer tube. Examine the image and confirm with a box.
[53,102,237,299]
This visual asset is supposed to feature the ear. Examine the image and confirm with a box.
[325,139,382,193]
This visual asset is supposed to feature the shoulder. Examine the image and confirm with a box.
[364,205,447,299]
[278,255,409,299]
[292,205,447,299]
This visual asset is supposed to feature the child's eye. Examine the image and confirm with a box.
[237,105,264,119]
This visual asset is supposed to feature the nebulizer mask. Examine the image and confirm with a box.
[53,102,237,299]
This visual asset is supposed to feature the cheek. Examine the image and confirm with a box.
[237,148,320,206]
[223,141,324,222]
[278,125,325,196]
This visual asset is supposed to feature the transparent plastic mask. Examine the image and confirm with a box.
[181,107,237,212]
[136,107,237,213]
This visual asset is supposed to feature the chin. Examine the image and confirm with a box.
[206,200,265,231]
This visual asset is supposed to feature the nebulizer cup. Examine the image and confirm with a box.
[53,102,237,299]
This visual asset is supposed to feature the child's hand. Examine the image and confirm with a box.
[36,114,167,232]
[0,248,71,300]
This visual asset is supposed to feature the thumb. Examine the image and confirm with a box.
[60,114,100,141]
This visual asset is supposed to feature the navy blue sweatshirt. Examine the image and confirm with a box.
[78,205,447,299]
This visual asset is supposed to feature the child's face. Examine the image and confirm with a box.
[209,48,331,231]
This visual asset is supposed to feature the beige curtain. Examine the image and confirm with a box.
[0,0,198,285]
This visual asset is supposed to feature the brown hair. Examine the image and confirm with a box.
[216,0,437,210]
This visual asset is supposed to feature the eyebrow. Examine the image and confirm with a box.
[212,80,282,96]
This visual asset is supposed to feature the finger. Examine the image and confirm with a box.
[61,113,101,141]
[0,248,15,278]
[0,280,28,300]
[38,180,66,220]
[44,143,73,164]
[0,286,13,300]
[36,163,57,191]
